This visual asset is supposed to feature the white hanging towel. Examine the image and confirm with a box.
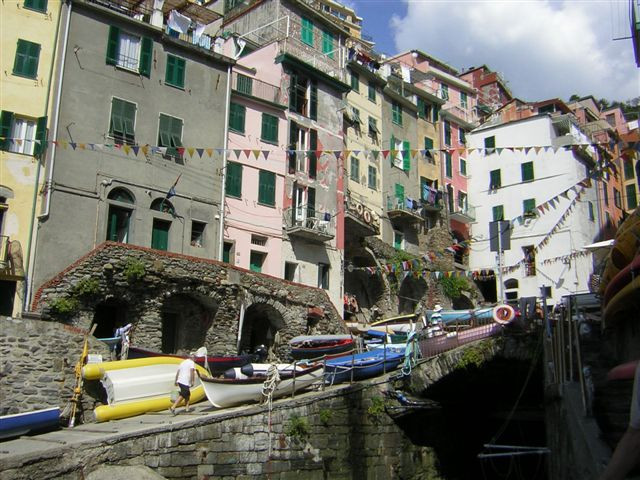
[168,10,191,34]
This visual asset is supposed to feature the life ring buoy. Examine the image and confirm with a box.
[363,210,371,224]
[492,304,515,324]
[356,203,364,215]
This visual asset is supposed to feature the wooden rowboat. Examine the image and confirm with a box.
[199,363,324,408]
[289,335,355,360]
[324,349,405,385]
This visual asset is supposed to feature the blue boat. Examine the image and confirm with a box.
[324,349,404,384]
[0,407,61,441]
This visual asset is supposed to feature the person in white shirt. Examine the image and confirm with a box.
[170,352,196,415]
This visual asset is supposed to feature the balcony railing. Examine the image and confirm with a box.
[284,206,334,243]
[386,196,424,223]
[441,104,478,126]
[231,71,284,105]
[449,204,476,223]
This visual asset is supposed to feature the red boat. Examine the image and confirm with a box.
[289,335,355,361]
[126,346,251,375]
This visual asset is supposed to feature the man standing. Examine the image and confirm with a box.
[170,352,196,415]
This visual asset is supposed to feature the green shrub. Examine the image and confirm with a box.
[367,396,387,418]
[74,278,100,297]
[123,259,146,282]
[49,297,79,317]
[318,409,333,426]
[439,275,472,299]
[285,414,309,440]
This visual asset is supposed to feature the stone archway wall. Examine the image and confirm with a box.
[32,243,346,358]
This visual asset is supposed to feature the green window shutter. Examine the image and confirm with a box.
[492,205,504,221]
[106,26,120,65]
[307,187,316,216]
[158,114,170,147]
[24,0,48,12]
[258,170,276,206]
[626,184,637,209]
[395,183,404,203]
[249,251,263,273]
[402,140,410,171]
[309,129,317,179]
[225,162,243,198]
[417,97,425,119]
[0,111,14,151]
[390,134,395,165]
[521,161,534,182]
[490,169,501,189]
[445,153,452,177]
[309,81,317,120]
[261,113,278,143]
[484,136,495,149]
[34,115,47,156]
[111,98,136,144]
[523,198,536,215]
[165,55,185,87]
[444,121,451,145]
[139,37,153,77]
[301,17,313,46]
[237,74,253,95]
[289,73,298,111]
[229,102,245,133]
[424,136,433,151]
[368,82,376,102]
[623,159,635,179]
[151,219,170,251]
[351,72,359,92]
[322,30,334,58]
[159,115,182,156]
[14,39,40,78]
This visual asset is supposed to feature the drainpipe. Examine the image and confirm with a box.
[23,0,71,311]
[218,64,232,261]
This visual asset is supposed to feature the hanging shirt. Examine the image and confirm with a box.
[168,10,191,34]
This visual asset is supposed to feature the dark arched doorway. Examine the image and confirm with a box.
[93,298,129,338]
[161,293,216,354]
[238,303,285,355]
[398,276,428,314]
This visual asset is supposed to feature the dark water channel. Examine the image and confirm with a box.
[395,358,547,480]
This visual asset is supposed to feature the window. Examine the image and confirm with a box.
[350,156,359,182]
[13,39,41,79]
[588,201,595,221]
[459,128,466,145]
[461,92,468,109]
[521,161,534,182]
[284,262,297,282]
[106,27,152,77]
[236,74,253,95]
[258,170,276,206]
[318,263,329,289]
[392,101,402,126]
[350,71,359,92]
[223,241,233,264]
[393,231,404,250]
[443,121,451,145]
[6,115,35,155]
[368,116,379,138]
[250,251,265,273]
[484,136,496,149]
[190,221,205,247]
[151,198,175,215]
[625,184,637,210]
[24,0,47,12]
[394,183,405,208]
[431,105,440,123]
[458,191,467,212]
[288,122,317,176]
[624,159,635,180]
[289,72,316,119]
[523,198,536,216]
[261,113,278,143]
[309,129,317,179]
[158,114,183,159]
[440,84,449,100]
[424,136,434,163]
[352,107,361,125]
[523,245,536,276]
[606,114,615,127]
[445,152,452,178]
[225,161,242,198]
[301,17,313,46]
[322,30,334,58]
[368,82,376,102]
[492,205,504,221]
[603,184,609,206]
[390,135,403,169]
[368,165,377,190]
[459,157,467,176]
[417,97,431,120]
[229,102,246,133]
[106,188,134,243]
[165,54,185,88]
[109,98,136,145]
[151,219,170,251]
[613,188,622,209]
[489,169,501,189]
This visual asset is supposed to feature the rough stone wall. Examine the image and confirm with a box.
[32,242,346,359]
[0,381,439,480]
[0,316,111,416]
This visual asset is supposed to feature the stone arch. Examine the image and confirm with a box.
[92,297,130,339]
[160,291,218,354]
[398,276,428,314]
[344,250,385,316]
[238,301,286,356]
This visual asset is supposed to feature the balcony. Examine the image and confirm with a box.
[284,207,335,243]
[441,104,478,129]
[449,205,476,224]
[386,196,423,223]
[231,71,285,106]
[344,198,379,237]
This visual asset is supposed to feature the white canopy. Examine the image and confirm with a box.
[582,239,615,250]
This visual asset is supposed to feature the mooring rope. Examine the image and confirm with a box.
[262,364,281,459]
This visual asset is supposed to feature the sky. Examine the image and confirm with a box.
[347,0,639,104]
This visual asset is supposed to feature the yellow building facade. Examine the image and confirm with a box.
[0,0,61,315]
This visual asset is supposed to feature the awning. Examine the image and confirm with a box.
[582,239,615,250]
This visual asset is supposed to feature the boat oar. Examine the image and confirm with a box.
[68,323,97,428]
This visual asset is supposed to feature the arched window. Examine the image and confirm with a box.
[150,198,175,215]
[106,187,135,243]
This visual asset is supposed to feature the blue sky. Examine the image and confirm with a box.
[348,0,639,105]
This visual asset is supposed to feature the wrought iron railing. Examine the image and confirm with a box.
[231,71,284,105]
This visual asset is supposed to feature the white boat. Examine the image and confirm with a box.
[199,363,324,408]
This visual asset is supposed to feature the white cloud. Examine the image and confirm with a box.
[389,0,639,102]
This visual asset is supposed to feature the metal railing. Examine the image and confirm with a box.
[231,71,284,105]
[283,206,335,236]
[418,317,506,358]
